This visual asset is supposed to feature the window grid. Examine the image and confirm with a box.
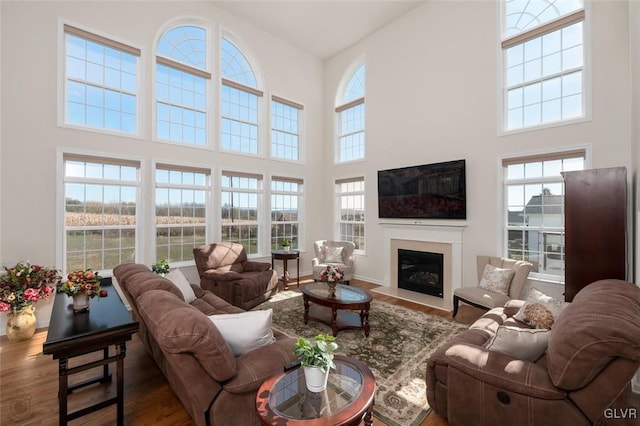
[65,33,138,133]
[337,179,365,251]
[504,154,584,280]
[221,174,262,254]
[156,63,207,145]
[271,179,302,249]
[502,2,585,131]
[339,103,365,162]
[155,168,208,264]
[64,158,139,274]
[221,84,259,153]
[271,100,300,161]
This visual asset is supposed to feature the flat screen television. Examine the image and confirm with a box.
[377,159,466,219]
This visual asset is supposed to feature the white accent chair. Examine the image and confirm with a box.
[311,240,356,283]
[452,255,532,317]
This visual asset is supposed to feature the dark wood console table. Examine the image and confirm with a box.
[271,249,300,290]
[43,278,138,425]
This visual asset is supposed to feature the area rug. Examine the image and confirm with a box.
[255,290,468,426]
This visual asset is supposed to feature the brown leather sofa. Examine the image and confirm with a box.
[113,263,297,426]
[427,279,640,425]
[193,242,279,310]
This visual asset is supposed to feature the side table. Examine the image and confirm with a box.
[43,278,138,426]
[271,249,300,290]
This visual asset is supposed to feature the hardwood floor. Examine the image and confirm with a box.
[0,278,484,426]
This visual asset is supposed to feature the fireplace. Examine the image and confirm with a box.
[397,249,443,298]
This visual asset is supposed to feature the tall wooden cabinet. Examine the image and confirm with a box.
[562,167,627,302]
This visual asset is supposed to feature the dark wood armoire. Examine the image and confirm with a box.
[562,167,627,302]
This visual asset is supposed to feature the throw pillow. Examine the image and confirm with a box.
[485,325,550,362]
[325,246,344,263]
[208,309,276,356]
[478,264,515,295]
[514,287,570,329]
[165,269,196,304]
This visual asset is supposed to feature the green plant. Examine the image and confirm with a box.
[293,334,338,372]
[280,238,292,247]
[151,259,170,275]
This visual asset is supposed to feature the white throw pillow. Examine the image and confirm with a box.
[485,325,550,362]
[166,269,196,304]
[325,246,344,263]
[514,287,570,329]
[208,309,276,356]
[478,264,515,295]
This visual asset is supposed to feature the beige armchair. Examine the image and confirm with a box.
[193,242,278,310]
[311,240,355,283]
[453,255,532,317]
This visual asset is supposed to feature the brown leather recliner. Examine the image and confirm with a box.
[193,242,278,310]
[427,279,640,425]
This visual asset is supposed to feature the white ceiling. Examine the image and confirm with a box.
[213,1,426,60]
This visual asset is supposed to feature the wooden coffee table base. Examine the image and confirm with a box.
[303,297,370,337]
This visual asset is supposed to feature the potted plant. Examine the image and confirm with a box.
[151,259,170,276]
[293,333,338,392]
[280,239,292,252]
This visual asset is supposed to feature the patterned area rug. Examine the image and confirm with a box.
[255,290,468,426]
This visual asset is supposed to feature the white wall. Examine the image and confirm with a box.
[0,1,325,332]
[324,0,634,299]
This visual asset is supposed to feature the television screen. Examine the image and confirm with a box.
[377,160,466,219]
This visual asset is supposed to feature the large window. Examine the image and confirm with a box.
[503,151,585,280]
[220,37,263,154]
[156,25,210,145]
[336,178,365,251]
[271,177,302,249]
[221,172,262,254]
[64,25,140,134]
[502,0,586,131]
[271,96,303,161]
[155,165,208,264]
[63,155,139,274]
[336,65,365,162]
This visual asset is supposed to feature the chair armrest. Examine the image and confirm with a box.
[203,270,243,281]
[243,261,271,272]
[503,299,525,317]
[444,343,566,400]
[312,257,321,267]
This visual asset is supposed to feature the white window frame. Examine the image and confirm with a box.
[154,163,210,267]
[335,177,365,253]
[59,22,142,137]
[270,95,304,163]
[270,176,304,250]
[499,146,590,283]
[499,1,591,135]
[220,171,263,256]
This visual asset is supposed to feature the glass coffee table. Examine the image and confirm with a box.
[256,355,375,425]
[300,282,372,337]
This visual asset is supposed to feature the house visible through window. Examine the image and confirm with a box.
[502,0,585,131]
[221,172,262,254]
[155,165,208,264]
[64,25,140,134]
[336,177,365,251]
[336,64,365,162]
[503,150,585,280]
[63,155,139,274]
[271,177,302,249]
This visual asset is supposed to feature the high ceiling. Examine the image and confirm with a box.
[213,1,426,60]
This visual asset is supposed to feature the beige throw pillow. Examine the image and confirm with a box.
[478,264,515,295]
[208,309,276,356]
[325,246,344,263]
[166,269,196,304]
[514,287,569,329]
[485,325,550,362]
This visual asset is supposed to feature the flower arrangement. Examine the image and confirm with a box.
[151,259,170,275]
[0,262,61,313]
[58,270,102,298]
[293,334,339,373]
[319,265,344,283]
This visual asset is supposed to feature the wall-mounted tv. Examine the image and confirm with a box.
[378,159,466,219]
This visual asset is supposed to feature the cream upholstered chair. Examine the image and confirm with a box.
[312,240,356,283]
[453,255,532,317]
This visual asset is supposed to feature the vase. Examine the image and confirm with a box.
[6,305,37,342]
[303,365,329,392]
[326,281,337,298]
[72,293,90,313]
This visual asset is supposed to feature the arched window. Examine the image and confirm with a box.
[336,64,365,162]
[220,36,263,154]
[156,25,210,145]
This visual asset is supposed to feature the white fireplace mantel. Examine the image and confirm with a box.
[374,222,466,311]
